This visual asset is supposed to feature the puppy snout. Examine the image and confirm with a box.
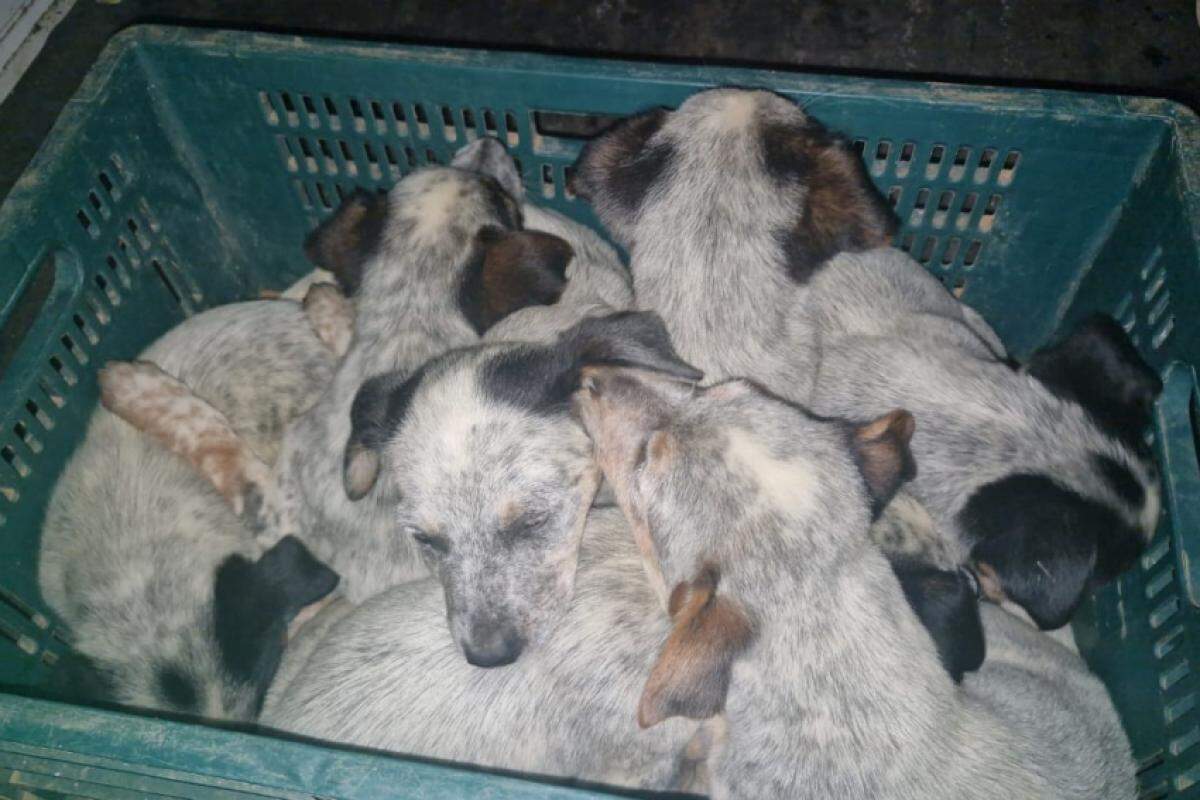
[461,618,525,668]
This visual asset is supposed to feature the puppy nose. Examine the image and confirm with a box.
[461,622,525,668]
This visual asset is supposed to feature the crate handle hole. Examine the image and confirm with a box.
[531,109,622,141]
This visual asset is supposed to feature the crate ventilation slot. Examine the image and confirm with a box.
[259,89,593,216]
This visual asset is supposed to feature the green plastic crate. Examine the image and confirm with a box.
[1,24,1199,799]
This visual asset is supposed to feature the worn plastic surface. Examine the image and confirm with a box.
[0,25,1198,799]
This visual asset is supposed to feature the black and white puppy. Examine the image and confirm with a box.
[573,87,1161,631]
[40,299,339,719]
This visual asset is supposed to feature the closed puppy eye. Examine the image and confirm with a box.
[407,526,450,555]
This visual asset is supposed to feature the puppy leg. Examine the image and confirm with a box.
[302,282,355,357]
[98,360,271,517]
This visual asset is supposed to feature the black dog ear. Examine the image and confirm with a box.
[568,311,704,381]
[479,311,701,416]
[213,536,339,713]
[850,410,917,516]
[961,474,1146,630]
[343,365,428,501]
[1027,314,1162,448]
[761,120,896,282]
[303,188,388,296]
[570,108,672,214]
[889,556,986,683]
[457,226,574,335]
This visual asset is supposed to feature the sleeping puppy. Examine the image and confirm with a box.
[572,87,1161,631]
[576,366,1135,799]
[262,506,703,792]
[103,141,577,607]
[39,298,339,720]
[806,263,1162,629]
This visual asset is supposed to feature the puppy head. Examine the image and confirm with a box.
[55,536,338,720]
[576,371,914,583]
[963,314,1164,630]
[570,88,894,280]
[344,311,699,667]
[305,140,571,334]
[575,372,914,725]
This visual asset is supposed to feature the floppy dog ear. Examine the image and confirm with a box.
[304,189,388,295]
[960,474,1145,630]
[1027,314,1162,448]
[889,556,986,683]
[570,108,672,212]
[457,226,574,335]
[851,410,916,516]
[639,563,754,728]
[213,536,339,712]
[343,366,427,500]
[761,120,896,282]
[569,311,703,381]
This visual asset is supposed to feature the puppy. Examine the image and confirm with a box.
[338,310,699,665]
[575,366,1136,799]
[263,506,703,792]
[39,298,339,719]
[807,261,1162,628]
[104,142,577,606]
[573,88,1160,631]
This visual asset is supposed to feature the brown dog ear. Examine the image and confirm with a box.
[457,227,574,335]
[638,563,754,729]
[303,189,389,295]
[851,410,916,515]
[761,121,896,282]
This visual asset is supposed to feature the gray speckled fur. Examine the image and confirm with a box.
[484,203,632,344]
[261,163,631,606]
[263,507,699,791]
[38,300,335,719]
[579,87,1157,582]
[604,90,825,400]
[805,249,1160,566]
[259,167,511,602]
[581,375,1134,799]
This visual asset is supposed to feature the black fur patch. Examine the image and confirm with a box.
[571,108,672,212]
[213,536,339,713]
[889,556,986,683]
[760,120,896,283]
[1028,314,1163,449]
[480,311,701,416]
[303,188,388,296]
[156,664,199,711]
[457,227,572,335]
[962,473,1143,629]
[1094,454,1145,510]
[348,363,430,454]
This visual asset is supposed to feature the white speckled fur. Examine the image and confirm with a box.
[39,297,336,719]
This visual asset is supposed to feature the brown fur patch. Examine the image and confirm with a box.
[303,189,387,295]
[647,429,677,470]
[851,409,916,507]
[99,360,270,516]
[638,563,755,729]
[457,228,573,334]
[761,120,896,282]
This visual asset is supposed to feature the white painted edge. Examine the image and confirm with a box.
[0,0,77,106]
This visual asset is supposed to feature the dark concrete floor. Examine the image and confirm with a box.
[2,0,1199,203]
